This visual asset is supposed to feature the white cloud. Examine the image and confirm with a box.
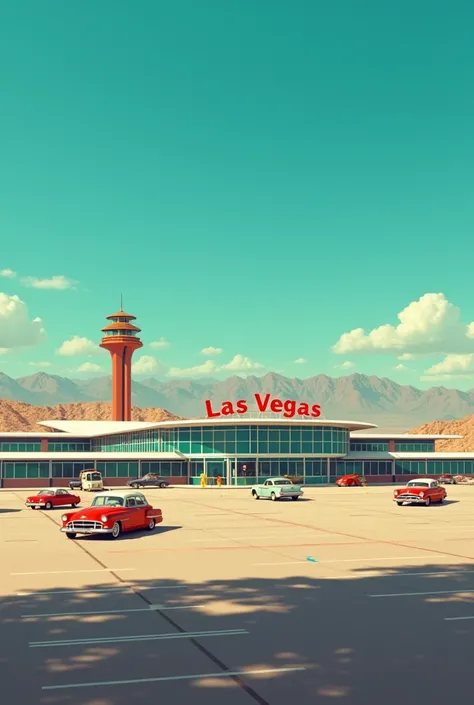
[422,354,474,380]
[21,274,77,290]
[220,354,264,372]
[398,353,415,360]
[168,360,218,377]
[335,361,355,370]
[0,293,46,349]
[393,363,408,371]
[149,337,170,349]
[28,361,52,368]
[201,346,223,356]
[294,357,307,364]
[77,362,103,373]
[57,336,98,357]
[132,355,164,375]
[0,268,16,278]
[333,293,474,356]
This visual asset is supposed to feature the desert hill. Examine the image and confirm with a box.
[409,415,474,452]
[0,400,181,433]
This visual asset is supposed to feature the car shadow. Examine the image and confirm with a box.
[0,508,22,514]
[76,525,183,541]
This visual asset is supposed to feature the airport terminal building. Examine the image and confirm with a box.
[0,415,471,488]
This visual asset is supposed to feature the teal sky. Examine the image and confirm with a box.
[2,1,474,388]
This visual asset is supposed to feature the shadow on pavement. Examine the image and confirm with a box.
[3,561,474,704]
[0,508,22,514]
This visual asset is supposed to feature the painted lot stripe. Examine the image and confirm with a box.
[30,629,248,648]
[369,589,474,598]
[23,604,200,618]
[17,584,186,596]
[445,615,474,621]
[189,534,312,542]
[42,666,306,690]
[11,568,135,576]
[110,540,372,554]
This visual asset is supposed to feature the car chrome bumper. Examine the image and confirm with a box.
[394,497,425,503]
[25,502,45,507]
[60,527,113,534]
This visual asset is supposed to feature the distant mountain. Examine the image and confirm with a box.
[3,370,474,430]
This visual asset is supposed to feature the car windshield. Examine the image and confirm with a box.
[89,473,102,481]
[274,480,292,485]
[91,496,124,507]
[37,490,54,495]
[407,482,429,488]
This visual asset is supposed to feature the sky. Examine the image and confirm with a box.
[1,0,474,388]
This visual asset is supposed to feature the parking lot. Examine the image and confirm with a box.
[2,484,474,704]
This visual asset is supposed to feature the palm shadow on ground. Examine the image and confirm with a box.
[3,561,474,705]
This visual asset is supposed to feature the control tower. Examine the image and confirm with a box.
[99,306,143,421]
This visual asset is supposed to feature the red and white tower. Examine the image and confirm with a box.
[99,306,143,421]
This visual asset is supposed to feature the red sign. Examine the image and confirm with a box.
[205,393,321,420]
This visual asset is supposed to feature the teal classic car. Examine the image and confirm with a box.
[251,478,303,501]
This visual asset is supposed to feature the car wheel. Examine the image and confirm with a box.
[439,497,444,503]
[271,492,277,501]
[396,502,403,506]
[291,496,299,501]
[160,482,167,488]
[110,522,121,539]
[147,518,156,531]
[252,490,259,500]
[71,503,77,508]
[45,502,52,510]
[131,483,139,489]
[66,533,77,540]
[425,497,431,506]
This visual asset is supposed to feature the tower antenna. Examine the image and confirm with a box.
[120,293,123,311]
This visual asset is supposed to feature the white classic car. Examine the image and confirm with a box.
[251,478,303,501]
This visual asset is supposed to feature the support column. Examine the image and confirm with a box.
[123,347,133,421]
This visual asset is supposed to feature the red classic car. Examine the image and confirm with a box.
[60,490,163,540]
[25,488,81,510]
[393,478,447,506]
[438,474,456,485]
[336,474,367,487]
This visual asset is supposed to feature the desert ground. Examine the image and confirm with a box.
[1,484,474,704]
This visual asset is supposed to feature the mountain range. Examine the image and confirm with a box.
[2,370,474,431]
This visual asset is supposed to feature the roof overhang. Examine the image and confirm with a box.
[0,452,187,460]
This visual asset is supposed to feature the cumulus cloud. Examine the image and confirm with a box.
[149,337,170,349]
[220,354,264,372]
[0,268,16,278]
[335,361,355,370]
[332,293,474,356]
[201,346,223,356]
[28,361,52,368]
[132,355,164,375]
[168,360,218,377]
[393,363,408,371]
[21,274,77,290]
[77,362,103,373]
[398,353,415,360]
[0,293,46,349]
[57,336,99,357]
[294,358,307,364]
[422,354,474,380]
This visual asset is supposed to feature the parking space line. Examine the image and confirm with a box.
[42,666,306,690]
[11,568,136,576]
[369,589,474,598]
[444,615,474,621]
[23,604,200,618]
[30,628,248,648]
[17,584,187,596]
[253,555,449,567]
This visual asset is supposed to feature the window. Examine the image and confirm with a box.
[92,496,124,507]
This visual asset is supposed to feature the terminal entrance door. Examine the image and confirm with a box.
[205,459,227,485]
[230,458,257,486]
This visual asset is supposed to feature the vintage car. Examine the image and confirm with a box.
[25,488,81,510]
[336,474,366,487]
[251,477,303,501]
[393,478,447,506]
[438,473,456,485]
[60,490,163,539]
[127,473,169,489]
[69,470,104,492]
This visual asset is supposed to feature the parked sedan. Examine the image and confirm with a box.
[393,478,447,506]
[438,474,456,485]
[127,473,169,489]
[336,474,366,487]
[251,478,303,501]
[60,490,163,539]
[25,488,81,510]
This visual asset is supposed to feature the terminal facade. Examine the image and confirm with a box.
[0,416,470,488]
